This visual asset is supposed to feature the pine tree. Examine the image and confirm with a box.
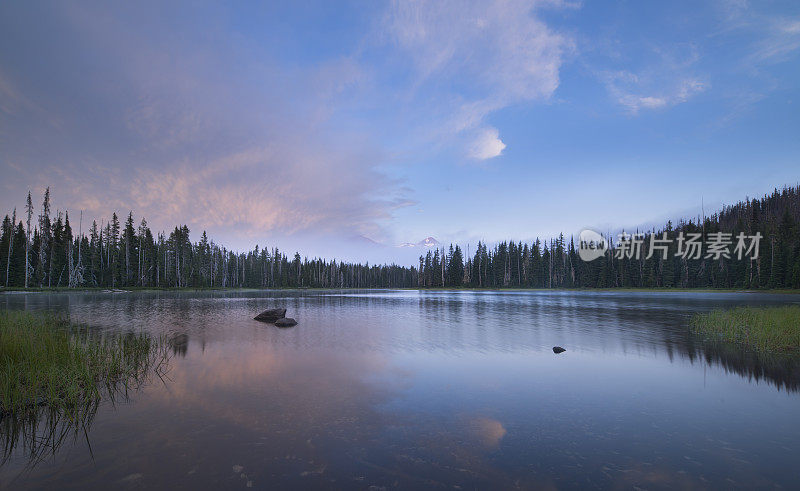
[447,244,464,286]
[123,212,137,286]
[37,187,51,287]
[9,222,27,286]
[0,215,11,286]
[109,213,120,287]
[24,191,33,288]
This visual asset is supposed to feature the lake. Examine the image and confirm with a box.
[1,290,799,489]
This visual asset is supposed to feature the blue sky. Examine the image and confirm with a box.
[1,0,798,264]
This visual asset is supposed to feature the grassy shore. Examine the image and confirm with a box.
[0,310,167,417]
[690,306,800,354]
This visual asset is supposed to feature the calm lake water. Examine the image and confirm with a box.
[1,290,799,489]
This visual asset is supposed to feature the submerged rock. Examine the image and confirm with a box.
[274,317,298,328]
[552,346,566,354]
[254,308,287,322]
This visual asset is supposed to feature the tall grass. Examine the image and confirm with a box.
[1,310,171,468]
[0,310,168,417]
[690,306,800,353]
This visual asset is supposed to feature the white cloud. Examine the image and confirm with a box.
[469,127,507,160]
[385,0,573,156]
[601,69,708,114]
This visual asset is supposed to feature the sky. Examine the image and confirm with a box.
[1,0,799,265]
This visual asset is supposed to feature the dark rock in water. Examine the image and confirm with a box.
[274,317,298,328]
[254,308,287,322]
[552,346,566,354]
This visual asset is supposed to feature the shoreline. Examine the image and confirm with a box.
[3,286,800,295]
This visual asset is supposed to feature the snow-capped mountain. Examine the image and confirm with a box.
[397,237,440,248]
[417,236,440,247]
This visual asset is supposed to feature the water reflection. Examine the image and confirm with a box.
[0,290,798,489]
[0,326,173,478]
[170,333,189,357]
[688,339,800,392]
[1,403,99,470]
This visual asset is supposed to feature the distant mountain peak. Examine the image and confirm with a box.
[418,237,439,247]
[397,237,440,248]
[353,234,383,246]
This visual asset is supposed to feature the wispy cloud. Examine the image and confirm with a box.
[588,34,709,114]
[384,0,574,159]
[746,18,800,66]
[594,1,800,116]
[710,2,800,123]
[601,70,708,114]
[0,1,412,247]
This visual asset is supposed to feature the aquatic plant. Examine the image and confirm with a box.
[0,310,169,416]
[690,306,800,354]
[0,310,171,468]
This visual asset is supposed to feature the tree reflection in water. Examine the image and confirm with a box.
[687,338,800,393]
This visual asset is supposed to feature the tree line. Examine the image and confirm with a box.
[417,185,800,289]
[0,188,415,289]
[2,186,799,290]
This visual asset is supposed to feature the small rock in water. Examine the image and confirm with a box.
[274,317,298,328]
[254,308,287,322]
[552,346,566,354]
